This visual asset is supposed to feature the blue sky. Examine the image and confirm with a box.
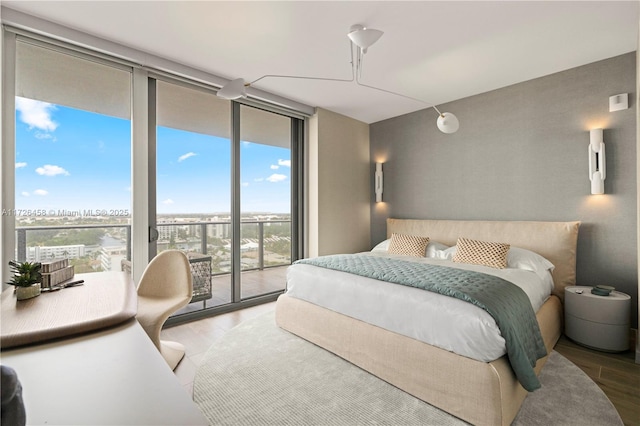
[15,97,291,215]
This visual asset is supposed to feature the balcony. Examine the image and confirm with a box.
[15,218,291,317]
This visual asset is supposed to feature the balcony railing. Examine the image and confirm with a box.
[16,223,132,263]
[15,219,292,274]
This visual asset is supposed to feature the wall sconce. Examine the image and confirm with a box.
[589,128,606,195]
[375,163,383,202]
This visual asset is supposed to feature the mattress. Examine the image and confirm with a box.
[285,252,554,362]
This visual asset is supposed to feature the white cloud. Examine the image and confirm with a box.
[163,199,174,205]
[21,192,30,197]
[15,97,58,132]
[33,189,48,196]
[270,160,290,169]
[34,132,57,142]
[266,173,287,183]
[36,165,69,177]
[178,152,197,162]
[241,182,249,187]
[15,162,27,169]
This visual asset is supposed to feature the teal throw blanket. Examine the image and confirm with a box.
[295,254,547,391]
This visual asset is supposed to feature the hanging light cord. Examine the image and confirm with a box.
[354,49,443,118]
[248,41,355,87]
[244,37,445,119]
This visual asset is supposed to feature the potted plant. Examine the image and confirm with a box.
[7,260,43,300]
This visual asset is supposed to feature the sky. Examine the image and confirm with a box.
[14,97,291,215]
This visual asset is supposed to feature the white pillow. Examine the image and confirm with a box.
[371,239,390,252]
[440,246,554,279]
[426,241,450,258]
[372,239,449,259]
[507,247,555,279]
[438,246,457,260]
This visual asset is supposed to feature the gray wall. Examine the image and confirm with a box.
[370,53,638,327]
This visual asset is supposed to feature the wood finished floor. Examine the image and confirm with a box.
[554,335,640,426]
[163,303,640,426]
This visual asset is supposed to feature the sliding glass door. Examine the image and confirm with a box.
[152,79,302,320]
[239,105,291,299]
[154,79,232,312]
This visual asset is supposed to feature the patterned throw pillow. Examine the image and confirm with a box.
[452,237,510,269]
[387,233,429,257]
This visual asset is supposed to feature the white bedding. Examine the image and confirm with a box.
[284,252,554,362]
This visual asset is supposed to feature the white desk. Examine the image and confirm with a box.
[1,319,208,425]
[1,271,207,425]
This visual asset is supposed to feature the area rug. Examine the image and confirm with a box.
[194,311,622,426]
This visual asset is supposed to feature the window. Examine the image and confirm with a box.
[14,39,132,274]
[4,30,305,321]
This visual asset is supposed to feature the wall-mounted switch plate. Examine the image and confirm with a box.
[609,93,628,112]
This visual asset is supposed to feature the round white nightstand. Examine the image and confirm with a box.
[564,286,631,352]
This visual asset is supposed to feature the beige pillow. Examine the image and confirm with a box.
[388,233,429,257]
[453,237,510,269]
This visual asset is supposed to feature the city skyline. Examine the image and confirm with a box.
[14,97,292,215]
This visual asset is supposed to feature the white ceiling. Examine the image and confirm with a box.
[2,1,639,124]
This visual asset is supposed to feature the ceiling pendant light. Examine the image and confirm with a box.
[347,24,384,53]
[216,23,459,134]
[216,77,248,100]
[348,24,458,134]
[435,109,460,134]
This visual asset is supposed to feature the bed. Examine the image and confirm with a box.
[275,218,580,426]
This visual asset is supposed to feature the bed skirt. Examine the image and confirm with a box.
[275,294,562,426]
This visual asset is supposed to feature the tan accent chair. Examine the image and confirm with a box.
[136,250,193,370]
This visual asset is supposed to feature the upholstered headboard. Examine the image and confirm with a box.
[387,218,580,301]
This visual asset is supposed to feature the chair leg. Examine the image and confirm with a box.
[160,340,186,370]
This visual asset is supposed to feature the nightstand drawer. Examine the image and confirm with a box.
[565,314,629,351]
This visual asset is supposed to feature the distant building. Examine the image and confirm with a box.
[207,222,229,239]
[100,246,128,271]
[27,244,85,262]
[157,225,173,241]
